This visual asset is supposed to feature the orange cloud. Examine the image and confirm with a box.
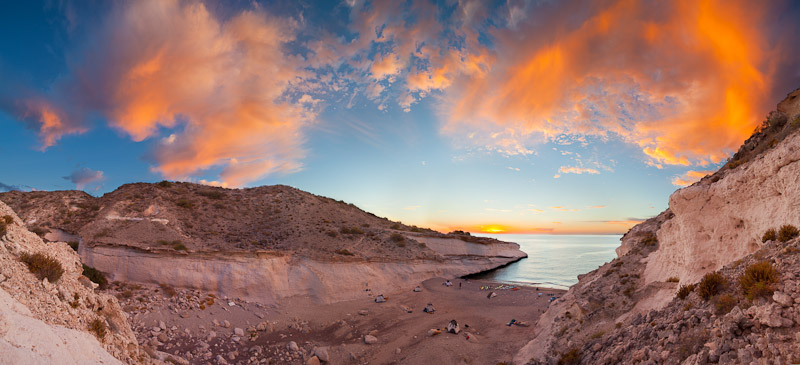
[16,0,311,187]
[441,0,777,167]
[671,170,715,186]
[21,100,86,150]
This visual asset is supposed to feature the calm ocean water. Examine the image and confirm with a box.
[467,234,622,289]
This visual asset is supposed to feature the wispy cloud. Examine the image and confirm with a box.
[558,166,600,175]
[586,205,606,209]
[672,170,715,186]
[507,166,520,171]
[63,167,104,189]
[549,206,579,212]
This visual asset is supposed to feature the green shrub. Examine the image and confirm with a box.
[20,252,64,283]
[778,225,799,242]
[175,199,194,209]
[666,277,680,283]
[697,272,726,300]
[714,294,737,314]
[68,241,79,251]
[389,233,405,242]
[677,284,695,300]
[82,264,108,289]
[740,261,779,300]
[89,319,106,340]
[558,348,582,365]
[762,228,777,242]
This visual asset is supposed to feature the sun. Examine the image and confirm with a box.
[480,225,507,233]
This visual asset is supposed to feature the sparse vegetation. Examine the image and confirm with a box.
[68,241,79,251]
[778,224,799,242]
[740,261,779,300]
[326,230,337,237]
[558,348,582,365]
[198,190,224,200]
[677,284,695,300]
[175,199,194,209]
[159,283,177,297]
[156,180,173,188]
[20,252,64,283]
[390,223,401,230]
[174,242,187,251]
[623,285,635,297]
[29,226,47,237]
[334,248,354,256]
[715,294,737,314]
[389,233,405,242]
[82,264,108,289]
[666,277,680,283]
[339,227,364,235]
[762,228,777,242]
[89,318,106,340]
[641,233,658,247]
[0,220,6,237]
[590,331,605,339]
[697,272,726,300]
[449,230,471,236]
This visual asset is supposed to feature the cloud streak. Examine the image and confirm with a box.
[63,167,104,189]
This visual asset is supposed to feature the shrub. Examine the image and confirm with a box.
[641,233,658,247]
[740,261,779,300]
[326,230,337,237]
[156,180,173,188]
[558,348,582,365]
[590,331,605,339]
[2,215,12,224]
[762,228,777,242]
[697,272,726,300]
[198,190,224,200]
[20,252,64,283]
[623,285,635,297]
[339,227,364,235]
[334,248,354,256]
[159,283,177,297]
[30,226,47,237]
[677,284,695,300]
[390,223,401,230]
[89,319,106,340]
[68,241,79,251]
[389,233,405,242]
[0,221,6,237]
[173,242,187,251]
[666,277,680,283]
[82,264,108,289]
[714,294,737,314]
[778,224,799,242]
[175,199,194,209]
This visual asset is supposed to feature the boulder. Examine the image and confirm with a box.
[364,335,378,344]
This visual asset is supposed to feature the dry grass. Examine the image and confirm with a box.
[762,228,777,242]
[89,319,106,340]
[20,252,64,283]
[778,225,799,242]
[697,272,726,300]
[714,294,737,314]
[677,284,695,300]
[82,264,108,289]
[740,261,779,300]
[666,277,680,283]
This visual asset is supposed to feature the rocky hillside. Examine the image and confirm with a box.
[515,87,800,364]
[0,201,140,363]
[0,183,525,304]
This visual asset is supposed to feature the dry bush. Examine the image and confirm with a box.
[2,215,12,224]
[389,233,405,242]
[175,199,194,209]
[82,264,108,289]
[89,319,106,340]
[159,283,177,297]
[641,233,658,247]
[740,261,779,300]
[778,224,799,242]
[762,228,777,242]
[714,294,737,314]
[677,284,695,300]
[339,227,364,235]
[558,348,582,365]
[666,277,680,283]
[697,272,726,300]
[0,220,6,237]
[20,252,64,283]
[334,248,354,256]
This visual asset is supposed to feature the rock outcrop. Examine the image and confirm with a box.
[516,88,800,364]
[0,201,142,363]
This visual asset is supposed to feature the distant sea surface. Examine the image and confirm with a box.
[467,234,622,289]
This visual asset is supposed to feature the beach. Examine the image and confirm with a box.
[113,277,565,364]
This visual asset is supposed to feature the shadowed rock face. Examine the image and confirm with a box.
[515,88,800,364]
[0,183,526,303]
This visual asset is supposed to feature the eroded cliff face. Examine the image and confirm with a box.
[0,201,142,364]
[515,88,800,364]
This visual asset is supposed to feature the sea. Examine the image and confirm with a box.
[467,234,622,289]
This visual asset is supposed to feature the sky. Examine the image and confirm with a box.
[1,0,799,235]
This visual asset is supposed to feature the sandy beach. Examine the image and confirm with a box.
[113,277,565,364]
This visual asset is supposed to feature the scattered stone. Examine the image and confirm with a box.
[222,320,231,328]
[364,335,378,344]
[314,346,330,362]
[287,341,300,352]
[234,327,245,336]
[306,355,321,365]
[358,310,368,316]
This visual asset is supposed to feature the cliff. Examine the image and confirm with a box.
[516,87,800,364]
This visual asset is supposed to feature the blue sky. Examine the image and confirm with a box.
[1,0,798,234]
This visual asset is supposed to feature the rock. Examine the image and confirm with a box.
[234,327,245,336]
[216,354,228,364]
[287,341,299,352]
[773,292,793,307]
[158,333,168,342]
[428,329,441,337]
[395,348,401,354]
[307,356,321,365]
[592,343,602,352]
[358,310,368,316]
[159,320,166,330]
[222,320,231,328]
[364,335,378,344]
[314,346,330,362]
[465,332,478,343]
